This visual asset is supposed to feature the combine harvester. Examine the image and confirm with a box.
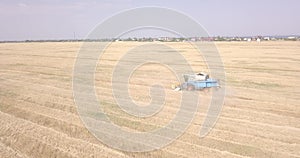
[172,72,220,91]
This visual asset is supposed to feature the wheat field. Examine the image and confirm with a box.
[0,41,299,157]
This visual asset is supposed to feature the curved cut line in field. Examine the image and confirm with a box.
[2,93,299,157]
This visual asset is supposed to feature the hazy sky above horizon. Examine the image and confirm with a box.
[0,0,299,40]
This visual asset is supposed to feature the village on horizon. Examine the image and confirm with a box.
[1,35,299,43]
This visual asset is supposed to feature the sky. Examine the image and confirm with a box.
[0,0,299,41]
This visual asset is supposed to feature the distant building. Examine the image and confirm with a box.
[287,36,296,40]
[190,38,196,42]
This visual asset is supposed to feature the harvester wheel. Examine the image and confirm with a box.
[203,88,210,93]
[187,85,195,91]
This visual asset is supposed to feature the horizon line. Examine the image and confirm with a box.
[1,34,300,43]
